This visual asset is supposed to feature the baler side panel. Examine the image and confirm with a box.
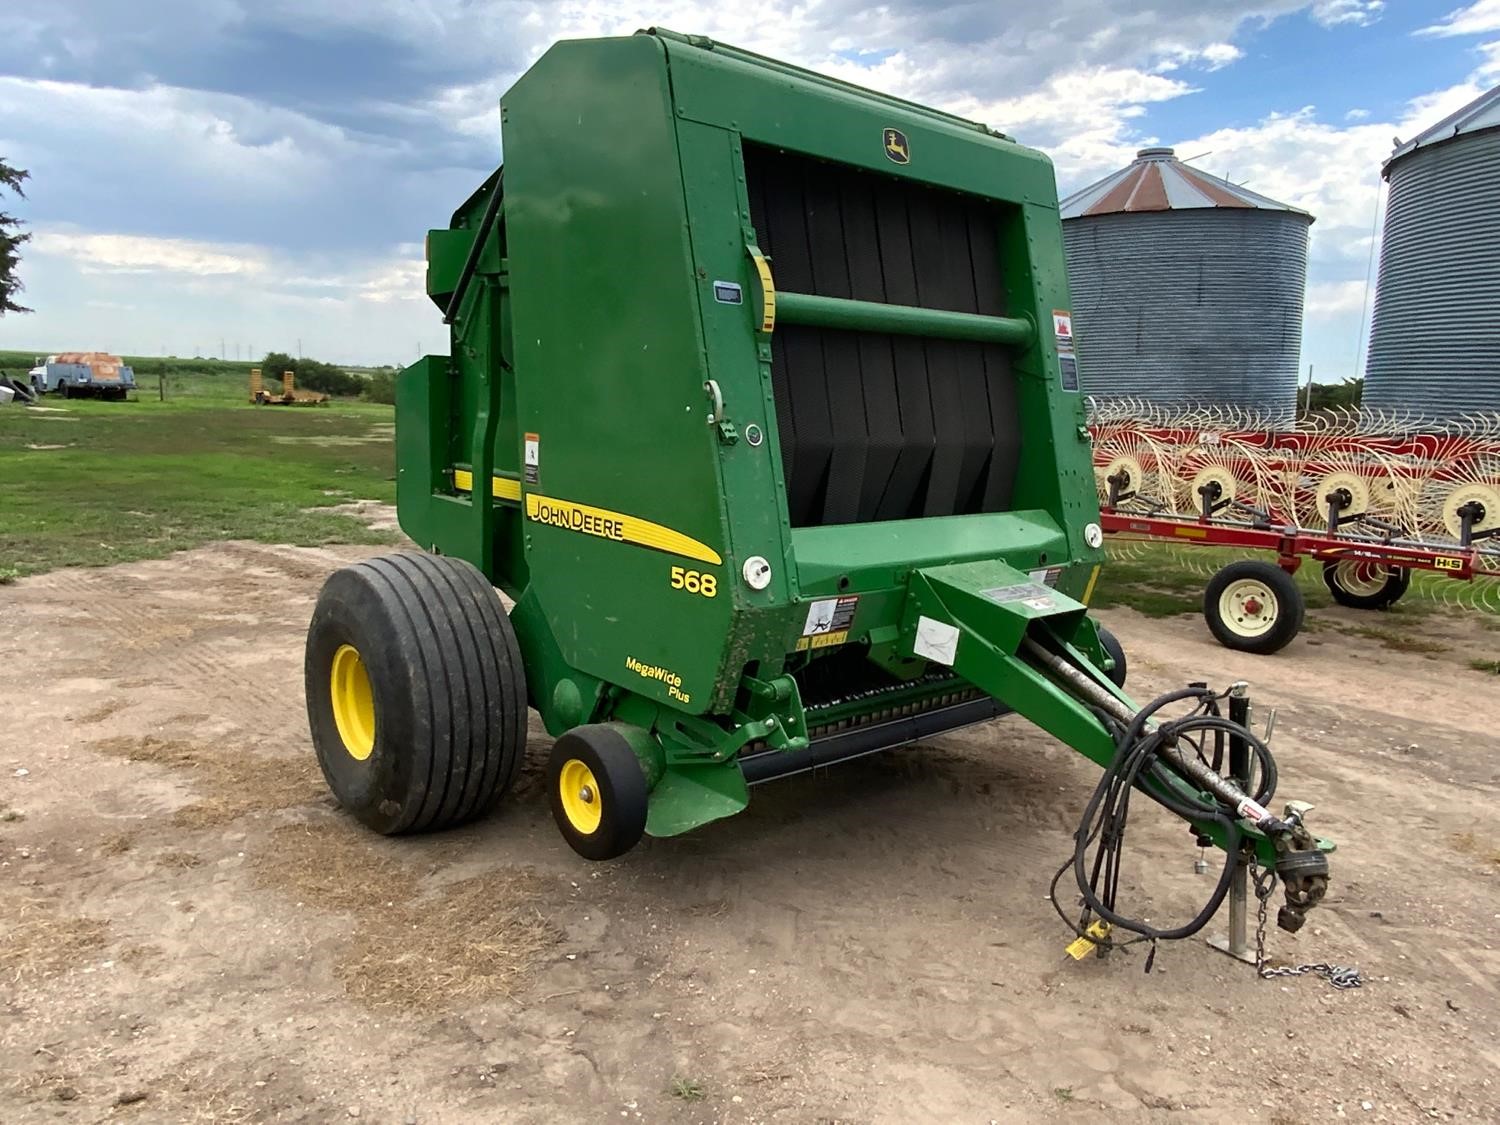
[402,182,527,590]
[501,37,734,714]
[672,120,809,704]
[998,202,1101,559]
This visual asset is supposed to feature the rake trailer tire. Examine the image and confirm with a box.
[548,725,650,861]
[1096,625,1128,689]
[1203,560,1304,655]
[305,552,527,835]
[1322,560,1410,610]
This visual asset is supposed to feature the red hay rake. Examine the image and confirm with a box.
[1089,400,1500,652]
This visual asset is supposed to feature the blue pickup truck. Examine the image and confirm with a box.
[29,353,135,400]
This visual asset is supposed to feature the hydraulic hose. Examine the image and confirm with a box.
[1046,676,1280,963]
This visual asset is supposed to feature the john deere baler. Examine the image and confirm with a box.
[305,29,1331,954]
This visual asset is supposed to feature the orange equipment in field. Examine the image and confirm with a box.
[249,367,328,406]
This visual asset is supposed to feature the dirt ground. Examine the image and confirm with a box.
[2,534,1499,1124]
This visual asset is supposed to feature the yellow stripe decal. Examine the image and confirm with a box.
[1081,563,1101,606]
[451,469,522,502]
[748,245,776,333]
[525,493,722,566]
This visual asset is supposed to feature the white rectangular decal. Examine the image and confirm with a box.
[913,615,960,666]
[523,432,540,484]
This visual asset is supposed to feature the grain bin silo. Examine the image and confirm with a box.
[1061,148,1313,424]
[1364,85,1500,421]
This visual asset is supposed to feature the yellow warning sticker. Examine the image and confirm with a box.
[1081,563,1101,606]
[795,630,849,652]
[451,468,522,501]
[1064,920,1112,961]
[748,246,776,333]
[525,493,723,566]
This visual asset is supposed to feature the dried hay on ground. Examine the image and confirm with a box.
[89,735,324,828]
[253,820,560,1011]
[0,895,108,979]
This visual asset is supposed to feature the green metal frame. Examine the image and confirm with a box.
[395,29,1297,867]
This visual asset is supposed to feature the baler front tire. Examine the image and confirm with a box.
[548,725,649,861]
[1096,625,1128,688]
[305,552,527,835]
[1203,560,1304,655]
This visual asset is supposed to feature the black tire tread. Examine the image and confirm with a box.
[1096,624,1128,689]
[449,559,527,798]
[1321,561,1409,610]
[547,725,649,861]
[1202,560,1304,655]
[307,551,526,835]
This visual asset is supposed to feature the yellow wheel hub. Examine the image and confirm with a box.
[558,758,603,834]
[330,643,376,761]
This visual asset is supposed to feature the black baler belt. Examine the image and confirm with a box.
[743,142,1023,528]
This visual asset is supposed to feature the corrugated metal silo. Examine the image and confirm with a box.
[1364,85,1500,421]
[1060,148,1313,424]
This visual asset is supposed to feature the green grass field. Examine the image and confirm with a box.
[0,392,398,577]
[0,349,390,403]
[1,363,1493,678]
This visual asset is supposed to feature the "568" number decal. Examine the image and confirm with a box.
[670,566,717,598]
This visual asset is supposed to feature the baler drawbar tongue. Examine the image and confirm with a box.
[900,562,1332,963]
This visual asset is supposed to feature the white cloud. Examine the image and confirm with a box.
[1400,81,1493,137]
[31,229,270,277]
[1310,1,1385,27]
[1476,38,1500,80]
[1418,0,1500,37]
[1199,42,1246,69]
[1164,109,1391,300]
[6,228,429,363]
[1305,279,1370,319]
[0,76,376,201]
[967,67,1200,182]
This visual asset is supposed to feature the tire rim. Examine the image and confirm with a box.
[558,759,602,834]
[1218,578,1278,638]
[330,644,376,761]
[1332,561,1390,598]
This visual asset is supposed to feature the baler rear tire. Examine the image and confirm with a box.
[1096,625,1128,689]
[304,551,527,835]
[548,725,649,861]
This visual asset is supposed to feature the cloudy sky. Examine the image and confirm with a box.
[0,1,1496,377]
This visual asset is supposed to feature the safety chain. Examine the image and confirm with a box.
[1251,859,1363,990]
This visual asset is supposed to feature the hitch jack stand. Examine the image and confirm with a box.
[1208,681,1257,965]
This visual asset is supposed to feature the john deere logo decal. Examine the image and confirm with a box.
[883,127,910,165]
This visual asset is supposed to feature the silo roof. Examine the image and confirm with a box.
[1059,147,1313,220]
[1386,83,1500,172]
